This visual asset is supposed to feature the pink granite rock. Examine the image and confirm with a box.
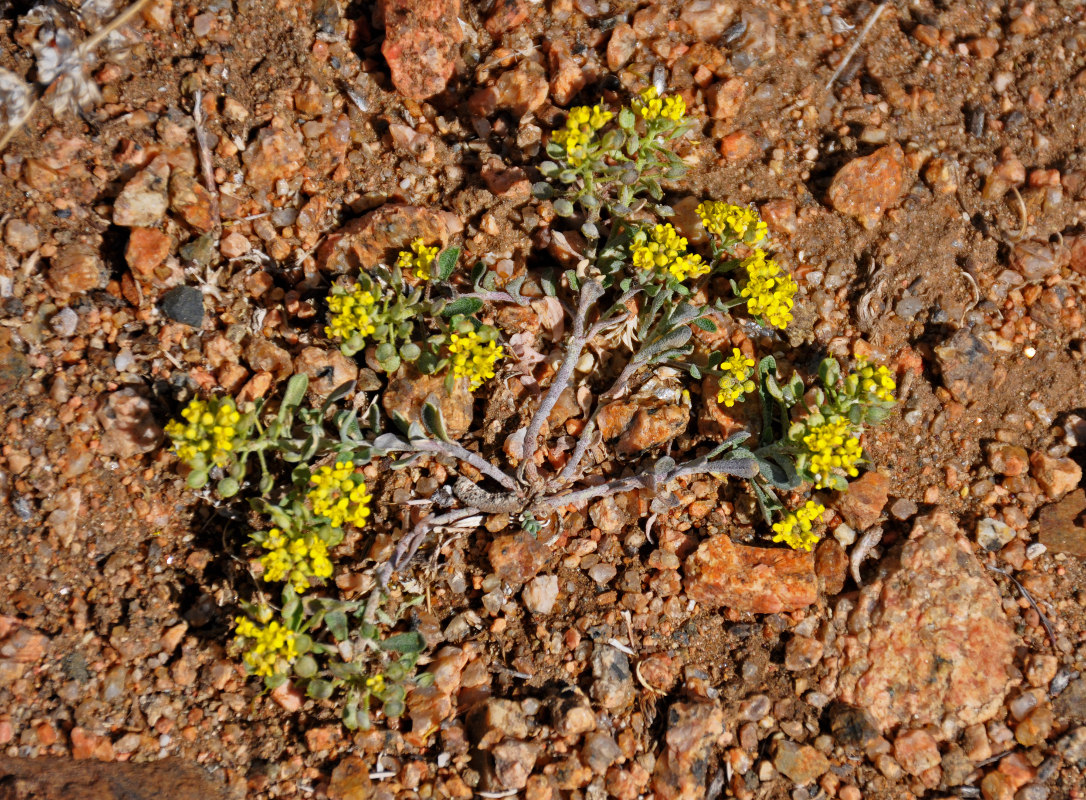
[836,511,1018,736]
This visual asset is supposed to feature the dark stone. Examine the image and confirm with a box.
[160,286,205,327]
[590,644,634,711]
[827,702,879,748]
[1054,677,1086,724]
[933,328,1000,404]
[0,329,29,396]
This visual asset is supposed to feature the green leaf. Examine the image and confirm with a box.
[618,107,635,129]
[400,342,422,361]
[865,405,892,424]
[532,181,555,200]
[435,247,460,281]
[186,469,209,489]
[558,169,577,184]
[581,221,599,239]
[342,701,361,730]
[538,161,559,177]
[689,364,701,380]
[553,198,575,217]
[263,672,288,690]
[307,679,335,700]
[217,476,240,498]
[381,631,426,654]
[818,357,841,389]
[564,269,580,291]
[441,297,484,317]
[693,317,717,332]
[294,654,318,678]
[421,400,451,442]
[321,380,356,413]
[281,373,309,411]
[541,270,558,297]
[325,610,349,642]
[470,261,486,287]
[707,351,724,370]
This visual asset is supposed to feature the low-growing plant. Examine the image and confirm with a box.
[164,84,898,728]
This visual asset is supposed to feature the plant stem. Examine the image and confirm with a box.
[518,280,603,484]
[541,453,758,509]
[412,439,517,491]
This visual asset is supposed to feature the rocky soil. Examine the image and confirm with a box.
[2,1,1086,799]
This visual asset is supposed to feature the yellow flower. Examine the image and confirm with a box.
[551,104,613,166]
[396,238,440,280]
[258,528,334,594]
[308,461,373,529]
[365,674,386,694]
[234,616,299,678]
[631,223,710,282]
[326,283,378,343]
[772,500,826,551]
[631,86,686,122]
[695,201,768,245]
[856,360,896,404]
[447,329,504,390]
[717,348,756,406]
[802,418,863,489]
[739,249,797,330]
[164,396,242,468]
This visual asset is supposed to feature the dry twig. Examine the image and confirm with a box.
[823,3,888,91]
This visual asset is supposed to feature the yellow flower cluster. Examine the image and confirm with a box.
[695,201,768,245]
[308,461,373,529]
[234,617,298,677]
[448,329,504,390]
[855,360,896,404]
[365,674,386,693]
[717,348,756,406]
[165,396,242,467]
[772,500,826,551]
[326,283,378,343]
[551,104,613,166]
[631,223,710,282]
[632,86,686,122]
[740,249,797,330]
[803,418,863,489]
[259,529,333,594]
[396,238,440,280]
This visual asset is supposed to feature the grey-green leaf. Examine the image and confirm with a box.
[442,297,484,317]
[436,247,460,281]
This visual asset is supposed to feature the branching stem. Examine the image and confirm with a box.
[411,439,517,490]
[542,455,757,509]
[518,280,603,483]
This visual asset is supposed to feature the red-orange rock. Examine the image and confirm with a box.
[835,471,890,530]
[70,727,115,761]
[719,130,758,162]
[684,535,817,613]
[382,0,463,101]
[169,173,216,232]
[652,702,724,800]
[827,142,907,228]
[836,511,1017,734]
[893,729,940,776]
[328,755,373,800]
[485,0,528,37]
[706,78,746,121]
[126,228,172,277]
[242,125,305,198]
[318,204,462,273]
